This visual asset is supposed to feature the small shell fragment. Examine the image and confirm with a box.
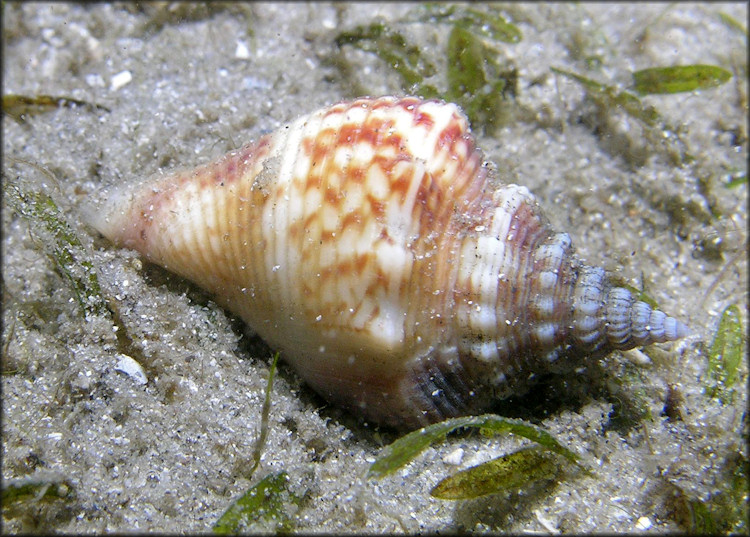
[443,448,465,466]
[110,70,133,91]
[635,516,652,530]
[114,354,148,385]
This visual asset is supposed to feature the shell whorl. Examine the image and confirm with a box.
[89,96,688,430]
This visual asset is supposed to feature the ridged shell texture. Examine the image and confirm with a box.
[90,96,688,430]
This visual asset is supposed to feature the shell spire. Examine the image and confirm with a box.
[87,96,689,430]
[572,266,690,352]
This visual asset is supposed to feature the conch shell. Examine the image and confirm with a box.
[88,96,688,430]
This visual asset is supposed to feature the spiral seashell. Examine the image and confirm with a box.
[87,96,689,430]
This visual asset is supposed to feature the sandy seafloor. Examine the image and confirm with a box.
[2,2,747,533]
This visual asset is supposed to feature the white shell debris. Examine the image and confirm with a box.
[442,447,465,466]
[114,354,148,385]
[234,40,251,59]
[635,516,652,530]
[110,70,133,91]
